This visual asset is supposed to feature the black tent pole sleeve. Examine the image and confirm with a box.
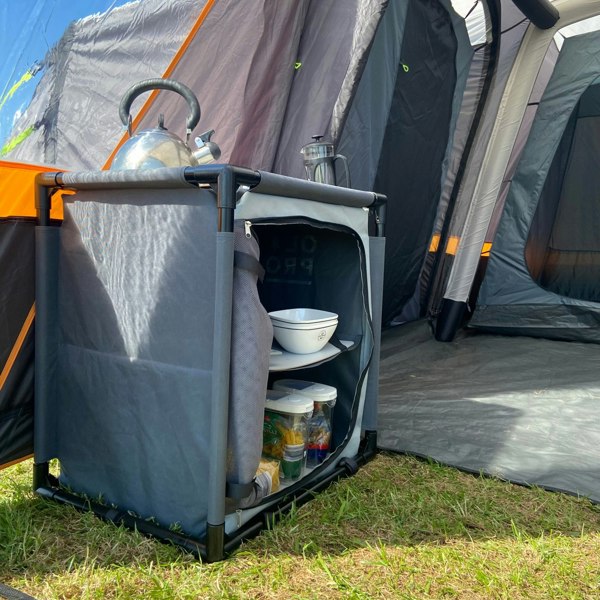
[33,181,60,488]
[511,0,559,29]
[435,298,468,342]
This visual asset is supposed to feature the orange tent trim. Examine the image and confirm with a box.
[0,454,34,472]
[0,304,35,392]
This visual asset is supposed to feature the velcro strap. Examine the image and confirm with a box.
[234,251,265,282]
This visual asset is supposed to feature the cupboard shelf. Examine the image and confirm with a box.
[269,340,354,372]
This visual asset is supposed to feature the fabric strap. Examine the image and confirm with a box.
[234,251,265,282]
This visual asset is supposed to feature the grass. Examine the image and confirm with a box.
[1,452,599,599]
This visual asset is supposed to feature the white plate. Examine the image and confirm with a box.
[269,340,353,372]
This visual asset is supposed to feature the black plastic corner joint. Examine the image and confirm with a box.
[216,166,236,210]
[362,430,378,457]
[339,457,360,476]
[205,523,225,563]
[216,166,236,234]
[32,462,51,492]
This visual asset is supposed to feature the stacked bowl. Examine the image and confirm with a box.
[268,309,338,354]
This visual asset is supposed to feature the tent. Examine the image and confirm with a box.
[471,26,600,340]
[378,0,600,504]
[2,0,600,559]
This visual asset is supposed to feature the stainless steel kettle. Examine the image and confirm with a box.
[110,78,221,170]
[300,136,350,187]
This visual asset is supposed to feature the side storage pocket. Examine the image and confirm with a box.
[227,221,273,505]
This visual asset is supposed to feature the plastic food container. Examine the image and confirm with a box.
[263,390,314,480]
[272,380,337,467]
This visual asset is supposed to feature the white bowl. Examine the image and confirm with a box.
[272,321,338,354]
[268,308,338,325]
[270,317,338,331]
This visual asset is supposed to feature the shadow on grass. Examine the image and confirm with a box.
[0,492,186,579]
[243,452,600,558]
[1,452,600,574]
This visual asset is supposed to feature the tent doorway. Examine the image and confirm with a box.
[526,81,600,303]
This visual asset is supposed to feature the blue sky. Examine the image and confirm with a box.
[0,0,129,147]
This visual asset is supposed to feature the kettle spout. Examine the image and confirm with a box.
[193,130,221,164]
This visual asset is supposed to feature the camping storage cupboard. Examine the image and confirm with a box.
[32,165,386,561]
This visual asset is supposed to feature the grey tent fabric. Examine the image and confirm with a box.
[336,0,410,194]
[472,30,600,342]
[273,0,387,179]
[4,0,482,329]
[133,1,311,172]
[391,0,472,324]
[378,321,600,503]
[7,0,202,169]
[337,0,461,326]
[484,40,561,246]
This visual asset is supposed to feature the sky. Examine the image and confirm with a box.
[0,0,130,148]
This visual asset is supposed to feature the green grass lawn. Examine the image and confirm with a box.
[1,452,599,599]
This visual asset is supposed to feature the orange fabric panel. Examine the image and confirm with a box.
[0,161,63,219]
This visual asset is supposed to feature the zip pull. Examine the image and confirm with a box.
[244,220,252,238]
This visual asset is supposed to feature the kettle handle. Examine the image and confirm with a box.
[119,78,201,136]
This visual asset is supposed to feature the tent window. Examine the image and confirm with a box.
[526,83,600,303]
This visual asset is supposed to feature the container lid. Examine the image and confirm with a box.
[265,390,314,415]
[272,379,337,403]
